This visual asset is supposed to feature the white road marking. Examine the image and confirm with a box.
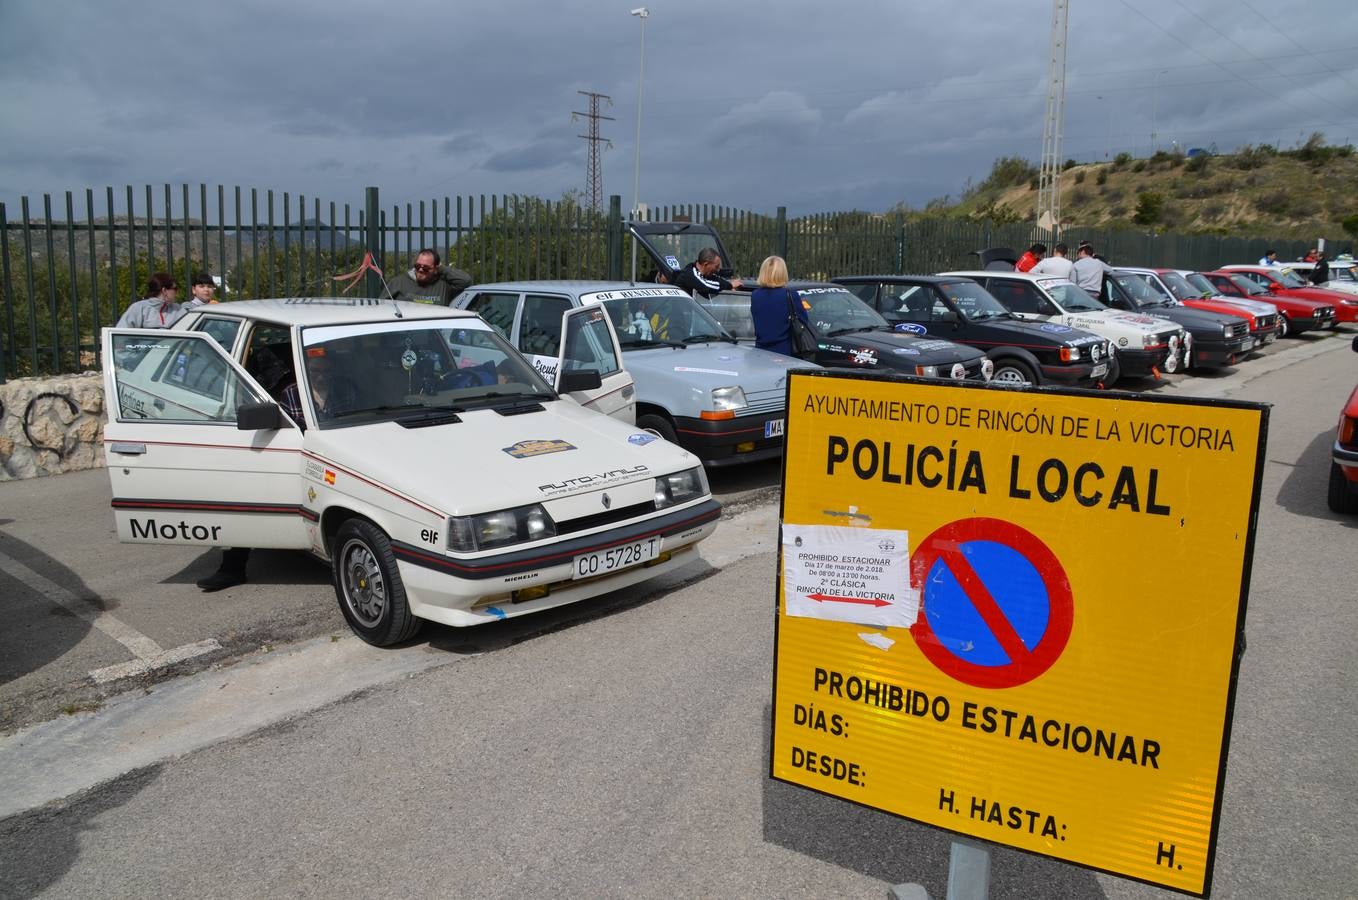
[0,550,219,681]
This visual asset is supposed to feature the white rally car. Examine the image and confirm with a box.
[941,271,1189,381]
[102,298,721,645]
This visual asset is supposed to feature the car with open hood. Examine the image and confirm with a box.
[695,281,995,381]
[1219,265,1353,325]
[1099,269,1253,369]
[831,274,1112,387]
[939,270,1188,381]
[1201,270,1336,337]
[455,281,815,467]
[102,298,721,645]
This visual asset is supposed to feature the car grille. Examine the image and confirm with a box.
[962,359,989,381]
[1318,307,1335,321]
[742,390,787,416]
[1226,321,1249,339]
[1256,313,1277,330]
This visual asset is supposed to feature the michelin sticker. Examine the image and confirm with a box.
[782,524,918,629]
[503,439,577,459]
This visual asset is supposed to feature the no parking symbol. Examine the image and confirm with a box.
[909,517,1073,689]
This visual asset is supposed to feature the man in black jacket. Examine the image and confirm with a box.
[387,249,472,305]
[671,247,743,298]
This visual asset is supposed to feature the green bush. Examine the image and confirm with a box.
[1134,191,1165,226]
[1096,169,1108,185]
[1113,152,1133,169]
[1132,160,1147,173]
[1186,153,1210,174]
[1062,159,1078,170]
[1074,170,1086,184]
[1343,214,1358,238]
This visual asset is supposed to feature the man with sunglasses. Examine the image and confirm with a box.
[387,248,472,305]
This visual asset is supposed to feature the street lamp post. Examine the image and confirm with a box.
[1098,95,1110,160]
[1151,69,1167,155]
[629,7,648,284]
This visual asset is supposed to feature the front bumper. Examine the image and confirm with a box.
[1117,345,1182,377]
[674,410,787,467]
[1038,360,1108,388]
[393,498,722,626]
[1190,335,1252,368]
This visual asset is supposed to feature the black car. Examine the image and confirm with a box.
[1101,270,1251,369]
[697,282,994,381]
[833,275,1113,388]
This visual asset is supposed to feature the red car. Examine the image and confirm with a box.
[1220,265,1357,325]
[1124,267,1279,348]
[1329,335,1358,514]
[1202,271,1336,337]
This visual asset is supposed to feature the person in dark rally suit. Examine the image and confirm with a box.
[671,247,743,299]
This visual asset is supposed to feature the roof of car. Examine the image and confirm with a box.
[938,270,1058,283]
[186,297,481,326]
[832,275,970,285]
[467,280,690,296]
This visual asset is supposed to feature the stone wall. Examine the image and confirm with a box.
[0,374,106,481]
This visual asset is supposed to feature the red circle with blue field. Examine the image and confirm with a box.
[909,517,1073,689]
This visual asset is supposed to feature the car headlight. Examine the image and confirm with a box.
[654,466,709,509]
[710,386,747,411]
[915,364,939,377]
[1061,345,1082,362]
[950,363,967,380]
[1221,323,1232,337]
[981,358,994,379]
[1167,334,1181,349]
[447,503,557,552]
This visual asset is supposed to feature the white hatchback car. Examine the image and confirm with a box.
[102,298,721,645]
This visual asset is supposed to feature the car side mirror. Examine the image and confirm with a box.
[237,401,290,430]
[557,369,603,393]
[938,309,961,325]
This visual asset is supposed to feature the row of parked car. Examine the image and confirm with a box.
[97,222,1357,645]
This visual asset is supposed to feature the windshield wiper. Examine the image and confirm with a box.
[623,337,686,349]
[331,402,424,419]
[682,333,737,344]
[826,326,864,337]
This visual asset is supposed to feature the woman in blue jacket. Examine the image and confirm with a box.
[750,255,810,358]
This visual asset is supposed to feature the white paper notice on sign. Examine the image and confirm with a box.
[782,524,919,628]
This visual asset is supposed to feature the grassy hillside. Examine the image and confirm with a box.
[914,137,1358,240]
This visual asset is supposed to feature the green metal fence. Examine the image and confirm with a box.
[0,184,1318,383]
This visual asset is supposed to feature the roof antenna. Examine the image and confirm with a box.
[333,252,400,317]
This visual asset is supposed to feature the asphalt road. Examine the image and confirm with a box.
[0,328,1355,898]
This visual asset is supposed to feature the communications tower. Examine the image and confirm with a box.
[1035,0,1069,235]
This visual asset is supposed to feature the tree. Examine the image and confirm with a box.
[1342,214,1358,239]
[1133,191,1165,226]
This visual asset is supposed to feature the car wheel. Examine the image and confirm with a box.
[333,518,422,646]
[1277,314,1290,338]
[1102,355,1121,387]
[1328,462,1358,514]
[991,358,1037,386]
[637,413,678,445]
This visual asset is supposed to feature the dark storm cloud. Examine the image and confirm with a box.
[1,0,1355,215]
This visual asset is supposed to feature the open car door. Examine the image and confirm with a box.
[101,328,311,550]
[627,221,737,282]
[554,306,635,424]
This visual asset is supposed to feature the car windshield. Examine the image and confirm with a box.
[1228,274,1269,296]
[1331,265,1357,283]
[799,287,891,335]
[1184,273,1219,295]
[601,294,732,348]
[938,280,1011,320]
[1045,281,1107,312]
[1112,273,1171,308]
[1273,268,1308,287]
[298,320,551,428]
[1161,271,1203,300]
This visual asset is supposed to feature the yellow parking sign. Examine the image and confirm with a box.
[770,371,1267,897]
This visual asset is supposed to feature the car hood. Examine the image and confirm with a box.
[1192,295,1277,317]
[825,329,983,364]
[1137,305,1240,330]
[303,399,699,517]
[1052,310,1181,336]
[1276,285,1347,304]
[936,317,1103,347]
[623,341,813,408]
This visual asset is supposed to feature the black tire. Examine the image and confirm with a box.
[991,358,1037,386]
[1328,462,1358,514]
[1103,354,1121,387]
[332,519,422,646]
[637,413,678,445]
[1276,314,1290,338]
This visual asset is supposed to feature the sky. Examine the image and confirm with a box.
[1,0,1356,220]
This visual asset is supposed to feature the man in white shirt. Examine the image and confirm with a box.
[1257,249,1278,267]
[1071,244,1112,296]
[1030,242,1073,279]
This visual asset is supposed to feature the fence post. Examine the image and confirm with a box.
[776,206,788,261]
[606,194,623,280]
[896,214,906,274]
[364,186,381,297]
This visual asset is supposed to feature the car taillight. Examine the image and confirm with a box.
[1340,414,1358,448]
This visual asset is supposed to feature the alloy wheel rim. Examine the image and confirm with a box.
[341,538,385,627]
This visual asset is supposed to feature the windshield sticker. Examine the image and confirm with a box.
[893,322,927,334]
[303,317,491,346]
[503,439,577,459]
[628,432,658,446]
[1039,324,1073,333]
[798,287,852,296]
[850,348,878,366]
[674,366,740,376]
[892,347,920,355]
[1110,313,1159,327]
[665,255,680,269]
[584,288,687,303]
[914,340,956,351]
[538,465,650,497]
